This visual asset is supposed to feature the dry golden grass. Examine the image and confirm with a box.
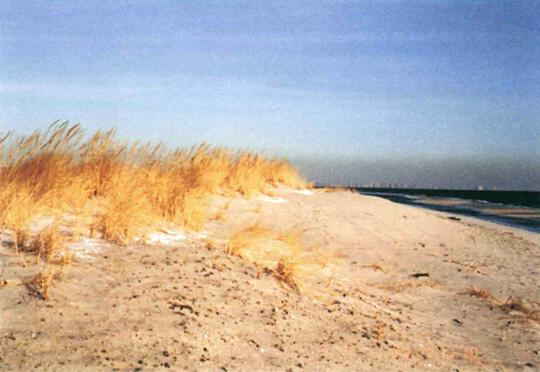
[501,297,540,322]
[374,278,439,292]
[226,225,273,257]
[0,122,309,246]
[205,239,217,250]
[0,123,309,299]
[465,287,496,301]
[318,186,350,193]
[226,224,338,293]
[212,210,227,222]
[23,263,62,300]
[38,264,59,299]
[31,225,63,264]
[361,263,390,274]
[464,287,540,322]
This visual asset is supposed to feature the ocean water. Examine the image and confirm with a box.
[353,188,540,233]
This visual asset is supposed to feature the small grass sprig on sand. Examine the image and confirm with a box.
[466,287,496,301]
[32,224,63,263]
[374,277,439,292]
[361,263,390,274]
[464,287,540,322]
[226,224,338,293]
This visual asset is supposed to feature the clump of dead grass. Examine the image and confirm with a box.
[0,122,309,245]
[374,278,439,292]
[464,287,540,322]
[318,186,351,193]
[23,263,63,300]
[10,224,73,300]
[465,287,496,301]
[501,298,540,322]
[0,123,310,299]
[212,210,227,222]
[226,224,338,293]
[31,225,63,264]
[361,263,390,274]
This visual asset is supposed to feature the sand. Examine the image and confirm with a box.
[412,198,540,220]
[1,189,539,371]
[478,208,540,219]
[414,198,470,206]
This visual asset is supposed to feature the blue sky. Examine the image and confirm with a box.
[1,1,539,188]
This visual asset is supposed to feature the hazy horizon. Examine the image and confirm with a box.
[293,156,540,191]
[1,1,538,189]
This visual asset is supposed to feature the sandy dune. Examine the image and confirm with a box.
[1,189,539,371]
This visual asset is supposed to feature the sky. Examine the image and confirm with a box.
[0,0,539,189]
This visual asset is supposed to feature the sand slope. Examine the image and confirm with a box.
[1,189,539,371]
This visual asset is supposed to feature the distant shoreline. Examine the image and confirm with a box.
[331,187,540,233]
[316,186,540,208]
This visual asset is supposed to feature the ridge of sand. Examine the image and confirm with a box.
[1,189,539,371]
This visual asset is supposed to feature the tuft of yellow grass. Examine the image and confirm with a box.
[212,210,227,222]
[374,278,439,292]
[204,239,217,250]
[466,287,496,300]
[501,297,540,322]
[464,287,540,322]
[318,186,350,193]
[0,122,309,246]
[32,224,63,264]
[39,264,58,300]
[226,224,338,293]
[361,263,390,274]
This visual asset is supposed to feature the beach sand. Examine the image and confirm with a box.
[414,198,470,206]
[406,197,540,222]
[1,189,539,371]
[478,208,540,219]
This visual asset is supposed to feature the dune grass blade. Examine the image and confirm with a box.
[226,224,337,293]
